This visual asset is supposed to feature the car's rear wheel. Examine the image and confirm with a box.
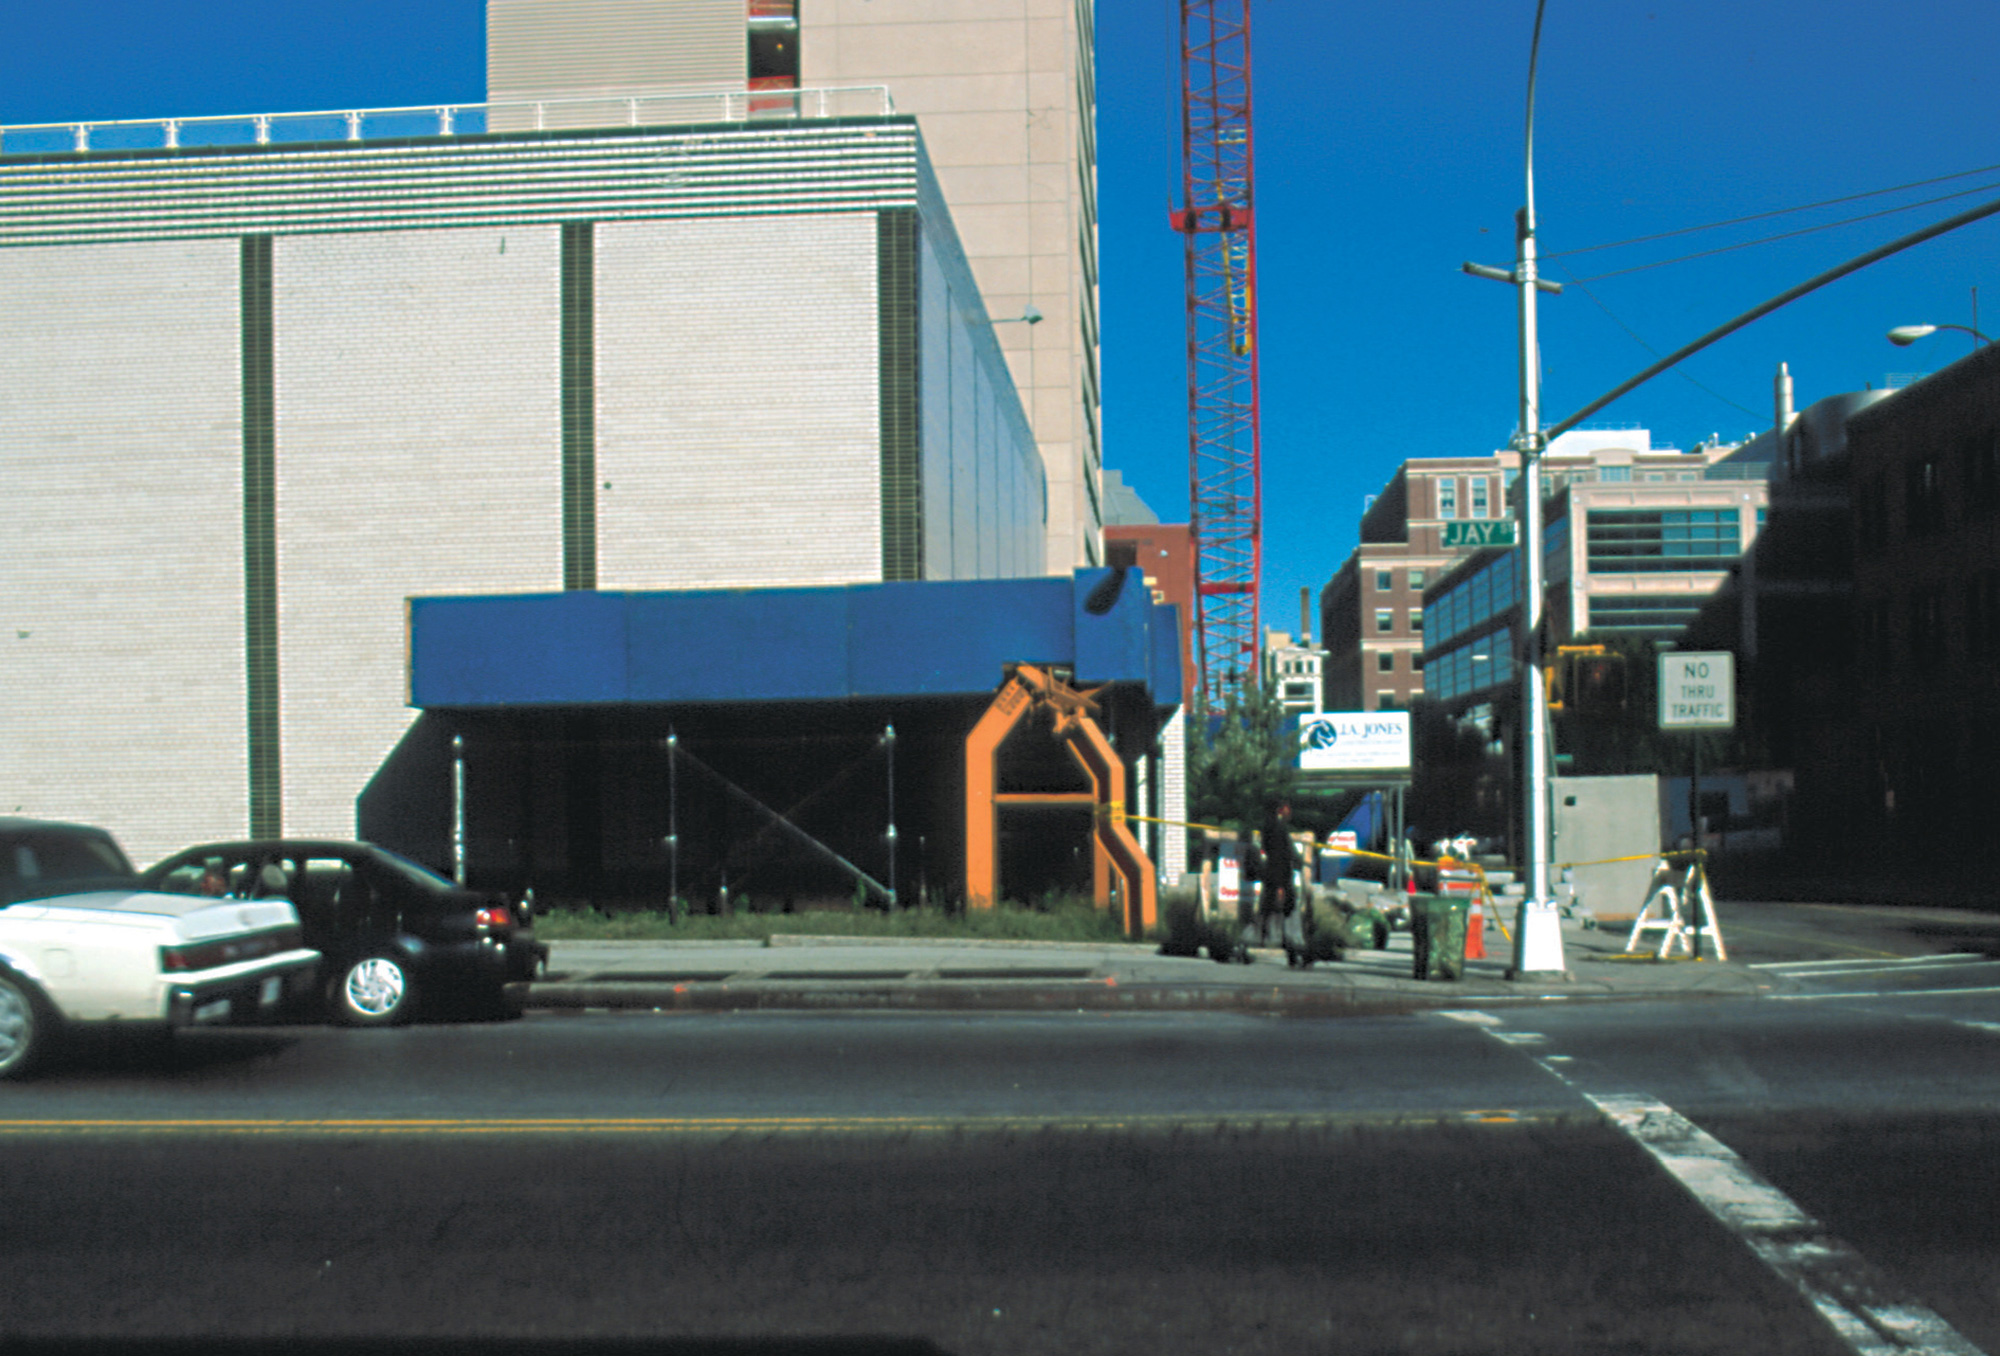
[0,972,54,1078]
[333,955,413,1026]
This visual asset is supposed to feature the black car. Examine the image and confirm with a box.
[139,840,546,1026]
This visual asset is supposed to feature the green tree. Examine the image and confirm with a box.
[1187,681,1297,830]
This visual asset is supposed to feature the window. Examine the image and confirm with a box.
[1586,595,1707,637]
[1283,681,1315,702]
[1377,691,1398,710]
[1586,509,1738,573]
[1409,609,1424,632]
[1906,455,1944,537]
[1436,477,1458,519]
[1409,568,1426,590]
[1377,651,1395,673]
[1470,478,1489,518]
[1968,571,2000,660]
[1858,474,1889,556]
[1965,431,1999,510]
[748,2,800,85]
[1600,466,1632,483]
[1859,598,1892,665]
[1106,539,1138,569]
[1375,569,1394,592]
[1411,651,1425,672]
[1909,586,1946,664]
[1544,514,1572,585]
[1375,609,1394,634]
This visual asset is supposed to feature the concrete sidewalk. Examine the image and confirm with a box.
[515,913,1782,1017]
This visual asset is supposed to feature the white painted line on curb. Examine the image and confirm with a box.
[1586,1093,1985,1356]
[1954,1021,2000,1036]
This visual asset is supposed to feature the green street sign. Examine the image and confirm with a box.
[1441,519,1518,548]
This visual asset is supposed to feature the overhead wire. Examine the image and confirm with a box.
[1543,158,2000,262]
[1564,179,2000,284]
[1548,264,1765,422]
[1537,163,2000,423]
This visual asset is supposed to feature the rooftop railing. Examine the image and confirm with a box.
[0,85,896,156]
[1548,462,1770,486]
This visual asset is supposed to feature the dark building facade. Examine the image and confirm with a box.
[1844,344,2000,864]
[1678,389,1889,852]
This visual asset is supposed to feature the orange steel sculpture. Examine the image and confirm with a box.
[963,664,1158,936]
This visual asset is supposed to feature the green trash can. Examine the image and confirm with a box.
[1411,894,1470,981]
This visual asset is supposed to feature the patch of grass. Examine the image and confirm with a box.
[532,895,1145,945]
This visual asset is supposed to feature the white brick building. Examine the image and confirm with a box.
[0,115,1045,862]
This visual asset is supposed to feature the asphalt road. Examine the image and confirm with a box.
[1699,898,2000,966]
[0,927,1995,1355]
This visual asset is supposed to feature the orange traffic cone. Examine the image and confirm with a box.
[1466,899,1486,959]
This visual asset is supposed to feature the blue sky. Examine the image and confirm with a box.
[7,1,1996,637]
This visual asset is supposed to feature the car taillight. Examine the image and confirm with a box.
[475,905,513,929]
[160,925,303,973]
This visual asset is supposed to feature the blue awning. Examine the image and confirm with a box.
[407,570,1181,711]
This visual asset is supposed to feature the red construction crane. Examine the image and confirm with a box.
[1172,0,1261,709]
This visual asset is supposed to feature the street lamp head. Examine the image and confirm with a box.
[1887,324,1938,346]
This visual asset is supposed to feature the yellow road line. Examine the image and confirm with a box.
[0,1109,1572,1137]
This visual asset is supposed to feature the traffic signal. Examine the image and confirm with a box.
[1568,653,1628,713]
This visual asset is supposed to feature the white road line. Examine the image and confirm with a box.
[1436,1009,1989,1356]
[1769,986,2000,1002]
[1587,1093,1985,1356]
[1755,955,1990,974]
[1954,1021,2000,1036]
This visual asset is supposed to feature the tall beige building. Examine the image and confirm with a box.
[488,0,1102,573]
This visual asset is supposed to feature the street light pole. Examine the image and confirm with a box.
[1464,0,1567,978]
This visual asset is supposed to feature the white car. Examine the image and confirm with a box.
[0,818,321,1077]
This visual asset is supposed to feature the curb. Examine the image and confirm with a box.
[511,975,1771,1017]
[765,934,1149,952]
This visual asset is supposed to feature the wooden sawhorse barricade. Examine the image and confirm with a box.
[1624,852,1727,960]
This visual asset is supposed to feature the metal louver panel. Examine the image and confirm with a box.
[0,121,921,248]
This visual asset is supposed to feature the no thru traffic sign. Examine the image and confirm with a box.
[1657,651,1734,730]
